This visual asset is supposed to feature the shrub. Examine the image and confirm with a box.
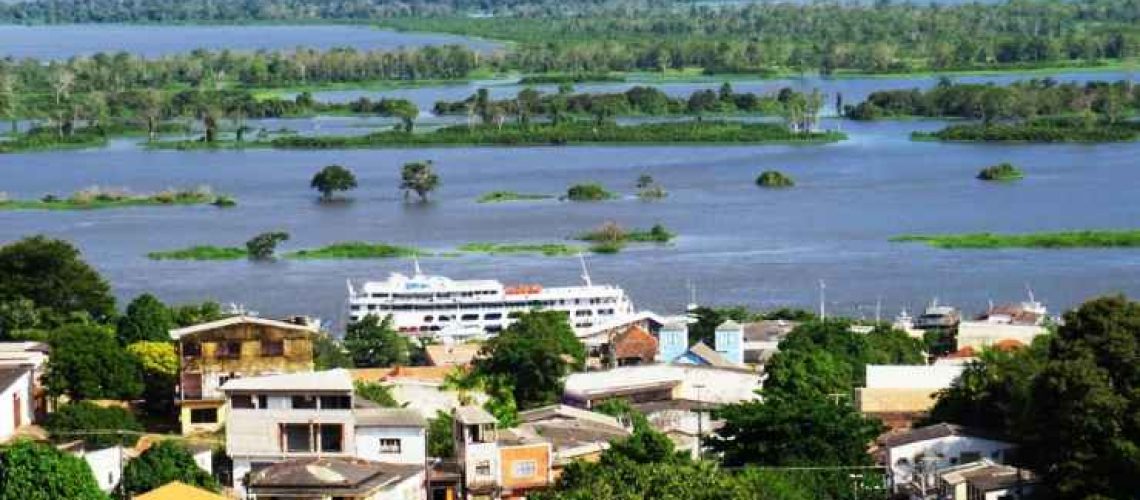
[977,162,1024,181]
[756,170,795,188]
[44,401,144,449]
[565,183,615,201]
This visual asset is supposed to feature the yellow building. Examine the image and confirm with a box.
[171,315,318,435]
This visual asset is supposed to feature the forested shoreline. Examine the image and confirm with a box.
[2,0,1139,77]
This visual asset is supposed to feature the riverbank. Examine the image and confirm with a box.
[891,230,1140,249]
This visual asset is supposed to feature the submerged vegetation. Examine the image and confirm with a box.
[576,222,675,253]
[891,230,1140,249]
[0,185,231,210]
[756,171,795,188]
[458,242,582,257]
[147,246,248,261]
[285,242,421,260]
[476,191,555,203]
[914,119,1140,143]
[265,121,843,150]
[977,163,1025,181]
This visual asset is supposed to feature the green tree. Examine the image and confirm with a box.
[428,410,455,458]
[0,440,106,500]
[708,395,883,467]
[245,231,289,260]
[170,301,225,327]
[309,164,358,201]
[400,160,440,202]
[473,310,585,410]
[354,380,401,407]
[1022,295,1140,498]
[313,333,355,370]
[343,314,411,367]
[388,99,419,132]
[925,337,1048,432]
[118,440,220,497]
[116,293,175,345]
[44,401,144,449]
[0,298,40,340]
[127,341,179,415]
[44,324,143,400]
[0,235,115,321]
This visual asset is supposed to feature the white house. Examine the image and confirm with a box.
[882,423,1018,494]
[246,457,426,500]
[222,369,426,499]
[563,363,760,409]
[0,364,34,443]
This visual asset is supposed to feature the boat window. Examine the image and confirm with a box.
[461,314,479,321]
[484,313,502,320]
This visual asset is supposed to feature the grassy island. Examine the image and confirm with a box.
[0,128,108,154]
[575,222,675,253]
[476,191,555,203]
[564,183,616,202]
[913,120,1140,143]
[0,186,232,211]
[266,121,844,149]
[891,230,1140,249]
[977,163,1024,182]
[458,242,583,256]
[147,246,248,261]
[284,242,421,260]
[756,170,795,188]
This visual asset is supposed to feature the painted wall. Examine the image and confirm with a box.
[0,368,32,442]
[714,324,744,366]
[499,443,551,491]
[355,426,426,464]
[656,326,688,363]
[79,446,125,493]
[957,322,1047,351]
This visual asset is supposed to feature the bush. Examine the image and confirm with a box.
[756,170,795,188]
[565,183,615,201]
[45,401,144,449]
[118,440,220,497]
[977,162,1024,181]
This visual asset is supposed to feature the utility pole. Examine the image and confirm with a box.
[694,384,705,461]
[819,280,827,321]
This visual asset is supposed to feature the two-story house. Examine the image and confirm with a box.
[171,315,318,435]
[453,406,552,500]
[222,369,427,499]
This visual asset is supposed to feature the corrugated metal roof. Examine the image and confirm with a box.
[354,408,426,428]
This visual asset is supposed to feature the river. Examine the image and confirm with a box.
[4,101,1140,327]
[0,24,502,59]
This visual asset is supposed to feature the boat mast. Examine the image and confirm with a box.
[578,253,593,287]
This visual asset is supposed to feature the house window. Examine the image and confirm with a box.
[261,340,284,357]
[182,342,201,357]
[319,395,351,410]
[475,460,491,476]
[512,460,537,478]
[283,424,312,452]
[216,341,242,359]
[319,424,343,452]
[258,395,268,409]
[190,408,217,424]
[292,395,318,409]
[379,438,402,454]
[231,395,255,409]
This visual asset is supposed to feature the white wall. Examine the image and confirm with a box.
[226,405,355,457]
[80,446,125,493]
[370,469,426,500]
[865,365,964,390]
[0,368,32,442]
[387,380,489,419]
[355,426,426,465]
[564,365,760,406]
[887,436,1016,491]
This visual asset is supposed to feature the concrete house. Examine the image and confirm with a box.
[856,364,965,415]
[882,423,1018,494]
[172,315,319,435]
[453,406,553,499]
[222,369,427,499]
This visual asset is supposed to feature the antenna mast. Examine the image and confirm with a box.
[413,255,423,276]
[578,253,593,287]
[819,280,827,321]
